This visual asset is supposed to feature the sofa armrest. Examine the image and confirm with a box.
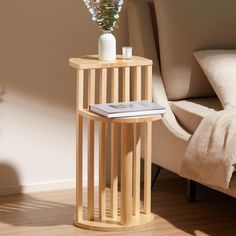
[152,70,191,141]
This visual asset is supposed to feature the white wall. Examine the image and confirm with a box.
[0,0,128,194]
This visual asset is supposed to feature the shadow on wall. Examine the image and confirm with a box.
[0,162,22,195]
[0,86,5,102]
[0,0,128,111]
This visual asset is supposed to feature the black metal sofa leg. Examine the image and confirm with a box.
[151,164,162,189]
[187,179,196,202]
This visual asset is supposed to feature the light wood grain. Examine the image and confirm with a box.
[110,67,119,219]
[132,66,142,216]
[111,68,119,102]
[77,70,84,110]
[144,66,152,101]
[144,122,152,214]
[69,55,152,70]
[75,69,84,222]
[87,69,96,220]
[1,179,236,236]
[87,69,96,106]
[99,68,107,104]
[144,65,153,214]
[122,67,130,102]
[78,109,162,124]
[98,68,107,221]
[133,66,142,100]
[76,115,83,222]
[74,212,154,231]
[99,122,106,221]
[71,56,159,230]
[121,123,133,225]
[133,123,141,216]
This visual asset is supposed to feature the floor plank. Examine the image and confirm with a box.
[1,178,236,236]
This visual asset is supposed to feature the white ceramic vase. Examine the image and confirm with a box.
[98,32,116,61]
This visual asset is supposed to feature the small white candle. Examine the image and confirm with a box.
[122,46,133,59]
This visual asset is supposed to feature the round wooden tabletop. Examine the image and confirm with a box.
[78,109,162,124]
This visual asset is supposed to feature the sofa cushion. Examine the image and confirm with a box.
[170,97,222,134]
[194,50,236,109]
[154,0,236,100]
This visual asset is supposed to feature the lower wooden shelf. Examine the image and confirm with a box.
[78,109,162,123]
[74,209,155,232]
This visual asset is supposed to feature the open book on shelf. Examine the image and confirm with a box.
[89,100,166,118]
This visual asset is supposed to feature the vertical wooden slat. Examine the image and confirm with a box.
[87,69,95,220]
[122,67,130,102]
[144,66,152,101]
[132,66,142,216]
[111,68,119,102]
[110,68,119,219]
[144,65,152,214]
[76,69,84,222]
[121,66,133,225]
[133,66,142,100]
[99,68,107,103]
[99,68,107,220]
[121,123,133,225]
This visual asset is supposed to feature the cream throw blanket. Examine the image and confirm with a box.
[180,108,236,190]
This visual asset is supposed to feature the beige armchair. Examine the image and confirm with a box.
[127,0,236,198]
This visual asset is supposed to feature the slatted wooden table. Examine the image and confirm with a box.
[69,55,162,231]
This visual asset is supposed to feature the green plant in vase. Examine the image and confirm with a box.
[83,0,124,61]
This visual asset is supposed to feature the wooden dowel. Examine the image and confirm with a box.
[110,68,119,219]
[132,66,142,216]
[99,68,107,220]
[77,70,84,110]
[76,69,84,222]
[111,68,119,102]
[133,66,142,100]
[144,66,152,101]
[144,65,152,214]
[87,69,96,220]
[122,67,130,102]
[99,122,107,220]
[88,120,94,220]
[99,68,107,104]
[121,123,133,225]
[144,122,152,214]
[87,69,96,106]
[133,124,141,216]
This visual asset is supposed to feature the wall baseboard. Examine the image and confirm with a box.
[0,178,99,196]
[0,170,176,196]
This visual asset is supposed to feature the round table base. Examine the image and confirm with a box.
[74,212,155,232]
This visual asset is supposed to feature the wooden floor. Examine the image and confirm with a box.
[1,178,236,236]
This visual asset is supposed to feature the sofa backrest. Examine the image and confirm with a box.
[154,0,236,100]
[127,0,159,71]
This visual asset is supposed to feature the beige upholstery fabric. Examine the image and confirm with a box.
[194,50,236,109]
[170,97,222,133]
[127,0,159,70]
[154,0,236,100]
[128,0,190,176]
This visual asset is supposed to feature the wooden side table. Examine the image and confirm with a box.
[69,55,162,231]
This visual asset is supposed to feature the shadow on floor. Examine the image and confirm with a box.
[0,162,74,227]
[0,194,74,227]
[151,178,236,236]
[1,176,236,235]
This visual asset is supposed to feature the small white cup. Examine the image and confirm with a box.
[122,46,133,59]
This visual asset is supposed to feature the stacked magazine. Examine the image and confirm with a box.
[89,100,165,118]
